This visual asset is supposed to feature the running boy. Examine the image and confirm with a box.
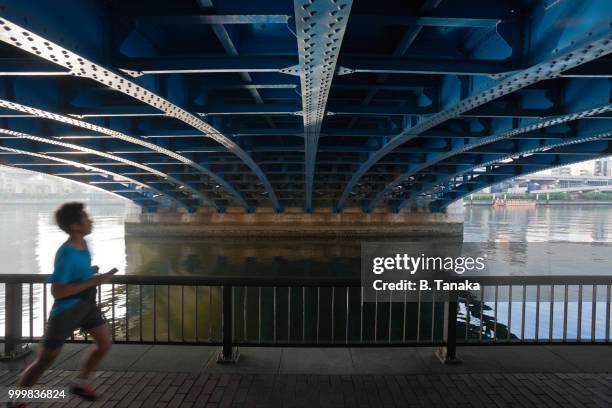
[9,203,118,407]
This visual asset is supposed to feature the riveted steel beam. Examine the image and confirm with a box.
[430,139,612,210]
[0,146,184,210]
[336,23,612,211]
[117,56,298,76]
[200,0,276,129]
[0,17,279,211]
[397,124,612,211]
[0,98,248,209]
[137,14,500,28]
[137,15,290,25]
[0,127,216,209]
[366,100,612,211]
[294,0,352,210]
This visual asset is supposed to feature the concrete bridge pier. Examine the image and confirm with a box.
[125,202,464,239]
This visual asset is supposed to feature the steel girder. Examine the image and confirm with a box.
[0,146,183,211]
[394,120,612,211]
[429,139,612,210]
[294,0,352,210]
[0,15,280,211]
[0,127,214,210]
[0,98,247,209]
[364,78,612,210]
[0,1,610,212]
[336,9,612,210]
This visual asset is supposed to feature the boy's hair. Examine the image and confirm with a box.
[55,202,85,233]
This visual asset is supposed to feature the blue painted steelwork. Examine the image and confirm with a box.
[337,1,612,210]
[0,128,216,209]
[0,11,279,211]
[0,98,247,209]
[429,139,612,210]
[394,121,612,211]
[294,0,352,210]
[365,78,612,211]
[0,0,609,213]
[0,146,184,211]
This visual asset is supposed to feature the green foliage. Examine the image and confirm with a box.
[466,191,612,201]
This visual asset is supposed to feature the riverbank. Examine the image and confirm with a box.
[465,200,612,206]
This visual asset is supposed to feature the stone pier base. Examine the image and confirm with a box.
[125,203,463,238]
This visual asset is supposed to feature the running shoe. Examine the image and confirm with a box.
[69,384,98,401]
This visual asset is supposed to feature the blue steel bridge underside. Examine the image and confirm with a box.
[0,0,610,213]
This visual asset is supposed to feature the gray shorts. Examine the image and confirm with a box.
[42,301,106,348]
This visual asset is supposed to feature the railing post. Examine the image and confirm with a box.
[1,283,31,360]
[217,285,239,363]
[435,290,461,364]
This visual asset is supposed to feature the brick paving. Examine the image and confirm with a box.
[2,369,611,408]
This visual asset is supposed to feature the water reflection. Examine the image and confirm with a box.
[464,205,612,242]
[1,204,611,343]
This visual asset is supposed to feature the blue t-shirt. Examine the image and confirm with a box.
[48,241,95,316]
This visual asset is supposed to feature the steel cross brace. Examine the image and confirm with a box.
[336,25,612,211]
[366,102,612,211]
[0,146,182,210]
[294,0,352,211]
[430,139,612,210]
[0,98,247,210]
[0,17,279,211]
[399,124,612,212]
[0,127,210,210]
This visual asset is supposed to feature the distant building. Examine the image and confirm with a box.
[0,165,103,198]
[551,166,572,176]
[490,183,505,193]
[594,159,611,176]
[508,186,528,194]
[579,169,592,177]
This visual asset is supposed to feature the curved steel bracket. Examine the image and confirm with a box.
[0,146,185,210]
[336,27,612,211]
[0,99,248,210]
[0,17,279,211]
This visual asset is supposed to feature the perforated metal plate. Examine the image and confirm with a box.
[0,128,215,208]
[431,134,612,208]
[0,146,181,208]
[0,17,276,210]
[294,0,352,209]
[337,28,612,210]
[427,129,612,207]
[367,103,612,210]
[0,98,245,209]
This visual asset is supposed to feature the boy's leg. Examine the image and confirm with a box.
[77,323,111,381]
[18,345,62,387]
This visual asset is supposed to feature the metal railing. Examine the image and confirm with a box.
[1,274,611,362]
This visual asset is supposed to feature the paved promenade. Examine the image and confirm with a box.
[1,345,611,407]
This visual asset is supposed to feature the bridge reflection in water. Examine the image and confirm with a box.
[2,238,611,357]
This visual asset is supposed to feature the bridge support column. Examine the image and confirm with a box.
[126,203,464,238]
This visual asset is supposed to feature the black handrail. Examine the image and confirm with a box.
[1,274,611,286]
[1,274,611,364]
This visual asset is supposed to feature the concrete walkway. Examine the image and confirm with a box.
[1,345,611,407]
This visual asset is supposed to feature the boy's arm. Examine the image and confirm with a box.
[51,268,118,299]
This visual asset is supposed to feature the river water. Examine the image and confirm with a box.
[1,203,611,276]
[1,203,610,342]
